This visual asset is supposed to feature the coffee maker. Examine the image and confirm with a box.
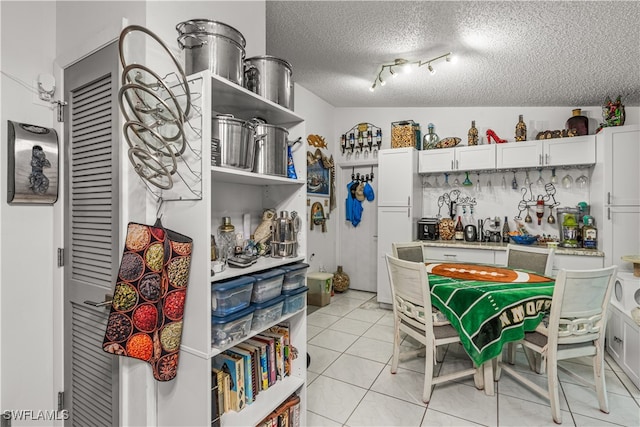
[418,218,439,240]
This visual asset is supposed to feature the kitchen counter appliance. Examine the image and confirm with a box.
[417,217,439,240]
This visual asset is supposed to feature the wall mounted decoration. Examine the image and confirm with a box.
[341,122,382,159]
[307,134,328,149]
[7,120,59,204]
[306,148,336,213]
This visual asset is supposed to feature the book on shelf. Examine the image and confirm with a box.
[210,369,221,427]
[257,393,300,427]
[258,330,285,381]
[266,323,294,377]
[252,334,277,386]
[228,346,256,404]
[245,338,270,391]
[212,352,245,412]
[236,342,261,396]
[212,368,229,415]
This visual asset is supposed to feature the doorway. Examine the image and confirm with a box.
[337,163,378,292]
[63,41,120,426]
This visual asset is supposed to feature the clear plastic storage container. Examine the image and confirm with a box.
[280,262,309,292]
[211,276,255,317]
[251,294,285,331]
[250,268,285,303]
[211,306,254,348]
[282,286,308,314]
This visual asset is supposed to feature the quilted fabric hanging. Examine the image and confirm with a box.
[102,222,192,381]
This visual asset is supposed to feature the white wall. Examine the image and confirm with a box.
[293,84,337,273]
[0,0,57,420]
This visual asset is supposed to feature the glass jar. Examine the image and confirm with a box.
[468,120,478,146]
[566,108,589,136]
[333,266,350,293]
[217,216,236,259]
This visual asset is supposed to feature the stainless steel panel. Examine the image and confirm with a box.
[7,120,59,204]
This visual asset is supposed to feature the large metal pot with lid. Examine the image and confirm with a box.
[176,19,246,84]
[252,121,290,177]
[211,115,256,171]
[244,56,294,110]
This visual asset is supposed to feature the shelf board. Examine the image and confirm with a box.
[210,74,303,127]
[211,255,306,283]
[211,166,305,186]
[220,376,304,427]
[210,307,306,357]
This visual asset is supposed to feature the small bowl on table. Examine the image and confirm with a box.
[510,235,538,245]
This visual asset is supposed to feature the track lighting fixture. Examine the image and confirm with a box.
[369,52,453,91]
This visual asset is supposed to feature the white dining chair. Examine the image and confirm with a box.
[385,254,481,403]
[504,243,556,368]
[392,242,450,331]
[498,266,618,424]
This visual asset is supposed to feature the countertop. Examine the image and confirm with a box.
[419,240,604,257]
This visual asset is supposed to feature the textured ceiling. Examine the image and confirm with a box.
[266,0,640,108]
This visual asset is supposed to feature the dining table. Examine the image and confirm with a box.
[425,262,556,395]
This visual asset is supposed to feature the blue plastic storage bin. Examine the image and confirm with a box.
[250,268,285,303]
[282,286,308,314]
[211,306,255,348]
[280,262,309,292]
[251,294,285,331]
[211,276,255,317]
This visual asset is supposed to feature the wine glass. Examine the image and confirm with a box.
[550,168,558,184]
[476,173,482,192]
[576,168,589,188]
[434,175,440,188]
[562,170,573,189]
[453,174,461,187]
[511,171,519,190]
[501,174,507,190]
[443,173,451,188]
[536,170,545,187]
[524,171,531,187]
[422,175,432,188]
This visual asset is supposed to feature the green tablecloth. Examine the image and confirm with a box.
[427,263,555,366]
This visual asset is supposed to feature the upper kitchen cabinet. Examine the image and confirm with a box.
[496,135,596,169]
[598,125,640,206]
[378,148,420,206]
[419,144,495,174]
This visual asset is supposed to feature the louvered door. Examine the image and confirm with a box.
[64,41,119,426]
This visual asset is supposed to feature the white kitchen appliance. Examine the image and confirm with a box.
[376,148,423,306]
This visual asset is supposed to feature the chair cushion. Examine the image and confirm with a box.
[434,324,459,340]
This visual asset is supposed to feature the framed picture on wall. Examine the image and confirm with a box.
[307,160,330,197]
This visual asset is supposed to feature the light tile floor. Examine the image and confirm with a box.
[306,290,640,426]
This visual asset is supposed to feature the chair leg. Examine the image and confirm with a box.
[390,319,401,374]
[435,346,445,363]
[523,346,544,374]
[593,345,610,414]
[473,364,485,390]
[506,342,517,364]
[423,345,435,403]
[546,355,562,424]
[493,353,502,381]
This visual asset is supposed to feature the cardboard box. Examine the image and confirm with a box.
[307,272,333,307]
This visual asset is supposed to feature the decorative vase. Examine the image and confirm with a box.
[566,108,589,136]
[333,265,350,293]
[468,120,479,146]
[515,114,527,141]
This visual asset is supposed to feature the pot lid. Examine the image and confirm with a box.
[245,55,293,70]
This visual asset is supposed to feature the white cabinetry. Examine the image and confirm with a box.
[423,246,495,264]
[496,135,596,169]
[592,125,640,273]
[377,148,422,305]
[419,144,495,173]
[156,72,307,426]
[606,304,640,389]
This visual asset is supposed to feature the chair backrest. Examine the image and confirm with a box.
[547,266,618,347]
[385,254,434,333]
[506,244,555,277]
[392,242,426,263]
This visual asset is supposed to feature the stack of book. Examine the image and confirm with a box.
[257,393,301,427]
[211,322,297,421]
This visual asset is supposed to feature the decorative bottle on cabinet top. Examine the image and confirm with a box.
[468,120,479,146]
[566,108,589,136]
[515,114,527,141]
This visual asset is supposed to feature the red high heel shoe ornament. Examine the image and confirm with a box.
[486,129,507,143]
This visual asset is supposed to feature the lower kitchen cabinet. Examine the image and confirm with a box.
[606,304,640,389]
[424,246,495,264]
